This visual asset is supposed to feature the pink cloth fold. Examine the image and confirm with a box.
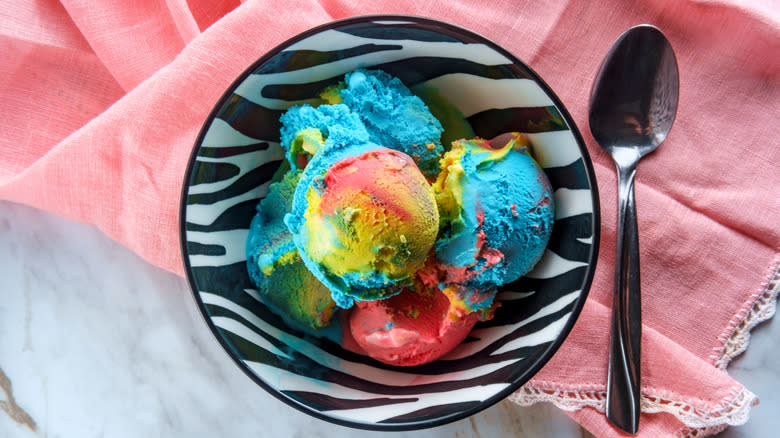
[2,0,778,436]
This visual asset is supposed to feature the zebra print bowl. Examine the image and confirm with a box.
[180,15,599,431]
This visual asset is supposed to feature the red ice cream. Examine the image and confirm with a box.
[348,282,482,367]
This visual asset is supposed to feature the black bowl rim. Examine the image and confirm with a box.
[179,13,600,431]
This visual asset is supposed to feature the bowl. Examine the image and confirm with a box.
[180,15,599,431]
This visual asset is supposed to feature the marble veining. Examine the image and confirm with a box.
[0,200,777,437]
[0,367,36,432]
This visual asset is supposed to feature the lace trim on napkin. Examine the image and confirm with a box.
[508,383,756,431]
[712,253,780,370]
[510,253,780,435]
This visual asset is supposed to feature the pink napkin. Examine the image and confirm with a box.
[2,1,778,436]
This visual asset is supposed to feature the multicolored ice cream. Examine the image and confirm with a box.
[348,282,481,366]
[246,69,555,366]
[246,169,336,331]
[279,70,444,308]
[287,145,439,308]
[433,133,555,313]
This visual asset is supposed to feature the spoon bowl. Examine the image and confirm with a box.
[588,24,679,434]
[590,25,679,154]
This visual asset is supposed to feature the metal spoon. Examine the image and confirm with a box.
[588,24,679,434]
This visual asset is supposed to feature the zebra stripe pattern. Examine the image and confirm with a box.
[180,16,599,430]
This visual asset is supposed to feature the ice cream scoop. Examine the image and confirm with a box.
[349,281,481,367]
[433,133,554,311]
[277,69,446,308]
[286,146,439,308]
[246,170,336,331]
[280,69,444,178]
[338,69,444,178]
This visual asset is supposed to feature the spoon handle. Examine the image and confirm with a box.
[606,162,642,434]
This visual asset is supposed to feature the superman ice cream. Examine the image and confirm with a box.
[246,69,555,366]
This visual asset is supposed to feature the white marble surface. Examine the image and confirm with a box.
[0,200,777,437]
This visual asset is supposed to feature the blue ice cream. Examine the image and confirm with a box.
[279,104,371,170]
[433,133,555,312]
[280,69,444,178]
[338,69,444,178]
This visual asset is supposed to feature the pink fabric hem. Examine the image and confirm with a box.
[710,252,780,369]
